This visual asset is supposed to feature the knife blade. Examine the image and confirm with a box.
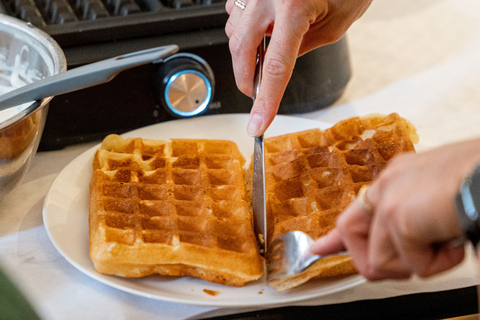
[252,37,267,256]
[253,135,267,255]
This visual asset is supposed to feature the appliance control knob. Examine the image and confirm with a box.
[155,53,214,117]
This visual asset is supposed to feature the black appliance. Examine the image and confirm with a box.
[0,0,351,150]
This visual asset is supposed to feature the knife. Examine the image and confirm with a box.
[252,37,267,256]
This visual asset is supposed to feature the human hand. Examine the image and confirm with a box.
[225,0,372,136]
[310,139,480,280]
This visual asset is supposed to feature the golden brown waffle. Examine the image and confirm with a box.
[264,113,418,291]
[89,134,263,287]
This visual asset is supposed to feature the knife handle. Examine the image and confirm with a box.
[253,37,266,102]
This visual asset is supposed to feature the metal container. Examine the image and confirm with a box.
[0,14,66,201]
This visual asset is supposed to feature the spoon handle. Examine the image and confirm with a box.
[0,44,179,112]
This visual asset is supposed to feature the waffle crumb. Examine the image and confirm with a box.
[203,289,220,296]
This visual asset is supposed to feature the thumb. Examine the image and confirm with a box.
[310,229,346,255]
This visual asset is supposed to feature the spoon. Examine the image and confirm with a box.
[0,44,179,112]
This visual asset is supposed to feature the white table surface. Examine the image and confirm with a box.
[2,0,480,319]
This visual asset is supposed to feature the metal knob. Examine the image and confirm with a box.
[155,53,214,117]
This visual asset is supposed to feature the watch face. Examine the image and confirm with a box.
[460,180,478,221]
[469,167,480,212]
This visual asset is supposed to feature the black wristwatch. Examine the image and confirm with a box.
[455,165,480,248]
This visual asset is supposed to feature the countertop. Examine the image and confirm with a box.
[2,0,480,319]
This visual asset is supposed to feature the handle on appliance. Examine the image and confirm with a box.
[0,44,179,112]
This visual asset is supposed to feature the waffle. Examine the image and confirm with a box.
[89,134,263,287]
[264,113,418,291]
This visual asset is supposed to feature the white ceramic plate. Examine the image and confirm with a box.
[43,114,365,307]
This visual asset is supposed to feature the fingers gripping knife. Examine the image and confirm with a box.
[251,39,350,282]
[251,40,349,282]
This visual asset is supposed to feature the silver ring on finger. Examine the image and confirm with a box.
[234,0,246,10]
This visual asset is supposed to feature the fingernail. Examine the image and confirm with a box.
[247,113,263,137]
